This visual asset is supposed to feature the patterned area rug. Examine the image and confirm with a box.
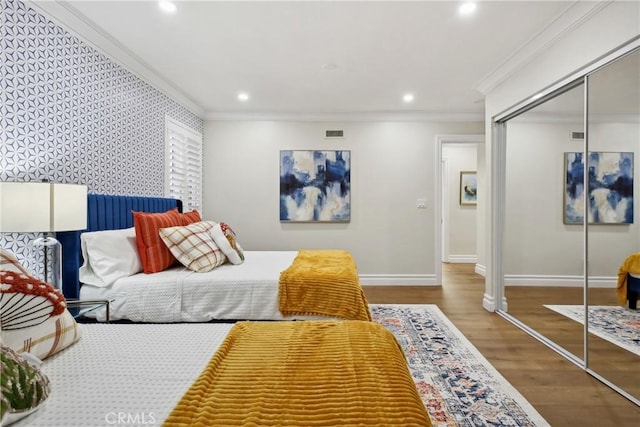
[544,305,640,356]
[370,304,549,427]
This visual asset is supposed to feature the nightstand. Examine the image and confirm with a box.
[66,299,112,323]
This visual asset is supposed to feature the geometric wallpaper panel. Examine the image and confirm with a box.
[0,0,204,274]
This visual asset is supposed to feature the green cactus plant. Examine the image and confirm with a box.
[0,345,50,420]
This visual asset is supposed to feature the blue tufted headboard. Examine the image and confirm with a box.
[57,194,182,299]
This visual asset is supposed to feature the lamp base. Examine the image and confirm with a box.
[32,235,62,291]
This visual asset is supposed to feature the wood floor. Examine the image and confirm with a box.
[362,263,640,427]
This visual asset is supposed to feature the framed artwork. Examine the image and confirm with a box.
[564,151,634,224]
[459,171,477,206]
[279,150,351,222]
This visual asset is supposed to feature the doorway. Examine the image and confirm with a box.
[435,135,484,286]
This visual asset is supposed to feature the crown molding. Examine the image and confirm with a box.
[23,0,206,118]
[474,1,612,95]
[510,112,639,124]
[204,110,484,122]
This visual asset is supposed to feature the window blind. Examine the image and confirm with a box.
[165,117,203,212]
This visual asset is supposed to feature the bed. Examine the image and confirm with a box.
[58,194,370,322]
[7,321,430,426]
[2,247,428,426]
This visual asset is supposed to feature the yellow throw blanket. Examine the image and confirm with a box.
[279,249,372,321]
[617,252,640,305]
[164,321,431,427]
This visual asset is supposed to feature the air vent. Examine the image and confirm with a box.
[325,130,344,139]
[571,131,585,141]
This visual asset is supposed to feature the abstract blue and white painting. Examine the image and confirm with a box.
[280,150,350,222]
[564,152,634,224]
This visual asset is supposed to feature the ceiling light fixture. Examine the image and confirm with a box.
[158,0,177,14]
[458,2,477,16]
[403,93,415,103]
[237,92,250,102]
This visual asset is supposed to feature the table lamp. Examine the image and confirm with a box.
[0,182,87,291]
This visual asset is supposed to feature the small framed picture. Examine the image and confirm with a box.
[460,171,477,206]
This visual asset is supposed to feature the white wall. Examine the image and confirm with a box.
[483,1,639,305]
[504,121,585,277]
[203,120,483,283]
[442,144,477,262]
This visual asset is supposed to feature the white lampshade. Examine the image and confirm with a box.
[0,182,88,233]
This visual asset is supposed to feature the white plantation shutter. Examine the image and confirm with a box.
[165,117,203,211]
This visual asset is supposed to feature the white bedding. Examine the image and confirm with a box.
[79,251,319,322]
[13,323,234,427]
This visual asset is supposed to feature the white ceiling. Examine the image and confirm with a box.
[31,1,606,120]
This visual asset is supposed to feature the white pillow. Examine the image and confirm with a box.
[79,228,142,287]
[209,222,245,265]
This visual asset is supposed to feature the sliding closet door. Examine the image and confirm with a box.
[585,48,640,402]
[502,83,586,362]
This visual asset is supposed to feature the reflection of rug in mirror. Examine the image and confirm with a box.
[371,304,550,427]
[543,305,640,356]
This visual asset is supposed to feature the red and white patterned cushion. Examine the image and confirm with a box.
[159,221,227,273]
[0,250,81,360]
[0,247,31,276]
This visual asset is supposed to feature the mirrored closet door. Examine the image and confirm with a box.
[495,40,639,404]
[585,48,640,401]
[503,83,586,363]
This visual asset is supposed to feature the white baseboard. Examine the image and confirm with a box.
[475,264,486,277]
[447,255,477,263]
[482,293,496,311]
[504,274,616,287]
[359,274,438,286]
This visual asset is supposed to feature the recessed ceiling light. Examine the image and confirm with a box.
[158,1,177,14]
[237,92,250,102]
[322,63,338,70]
[403,93,415,103]
[458,2,477,16]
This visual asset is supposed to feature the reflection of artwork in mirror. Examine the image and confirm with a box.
[459,171,477,206]
[564,152,634,224]
[280,150,351,222]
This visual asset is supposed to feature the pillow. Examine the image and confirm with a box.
[182,209,202,224]
[0,270,81,361]
[132,208,184,274]
[0,345,51,426]
[79,227,142,287]
[0,248,31,276]
[159,221,227,273]
[210,222,245,265]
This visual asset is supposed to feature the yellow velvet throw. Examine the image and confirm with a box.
[164,321,432,427]
[278,249,372,321]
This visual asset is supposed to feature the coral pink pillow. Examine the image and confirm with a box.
[133,208,203,274]
[182,209,202,224]
[133,208,184,273]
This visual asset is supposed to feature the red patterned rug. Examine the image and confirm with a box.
[544,304,640,356]
[371,304,549,427]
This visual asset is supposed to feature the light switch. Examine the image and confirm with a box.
[416,198,427,209]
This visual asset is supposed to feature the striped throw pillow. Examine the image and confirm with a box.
[132,208,195,274]
[159,221,227,273]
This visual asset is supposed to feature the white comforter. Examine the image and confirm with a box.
[80,251,320,322]
[13,323,234,427]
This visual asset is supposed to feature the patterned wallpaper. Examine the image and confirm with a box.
[0,0,204,273]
